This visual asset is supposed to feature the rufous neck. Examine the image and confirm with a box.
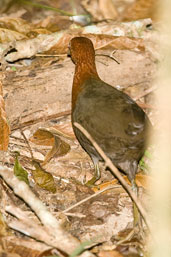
[75,60,98,77]
[72,62,99,110]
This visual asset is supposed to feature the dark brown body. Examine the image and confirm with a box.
[70,37,151,183]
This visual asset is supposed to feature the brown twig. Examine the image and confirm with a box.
[96,51,120,64]
[74,122,152,233]
[0,165,82,254]
[11,110,71,131]
[36,54,67,57]
[133,85,157,101]
[136,101,156,109]
[63,185,118,213]
[20,129,34,160]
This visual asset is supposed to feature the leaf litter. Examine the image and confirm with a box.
[0,0,158,256]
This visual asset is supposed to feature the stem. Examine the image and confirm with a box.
[18,0,74,16]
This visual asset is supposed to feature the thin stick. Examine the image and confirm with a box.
[20,129,34,160]
[74,122,152,233]
[18,0,74,16]
[133,85,157,101]
[0,165,81,254]
[11,110,71,131]
[63,185,117,213]
[96,53,120,65]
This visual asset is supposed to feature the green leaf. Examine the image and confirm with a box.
[14,153,29,184]
[11,66,17,71]
[139,149,151,173]
[144,149,152,159]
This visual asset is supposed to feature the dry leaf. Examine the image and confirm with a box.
[0,79,10,151]
[30,128,70,165]
[2,22,147,62]
[49,33,144,55]
[0,17,32,43]
[0,17,51,42]
[0,211,10,236]
[27,28,51,38]
[2,239,41,257]
[91,34,144,51]
[82,0,104,20]
[32,161,56,193]
[93,173,151,192]
[43,136,70,165]
[99,250,123,257]
[29,129,54,146]
[0,28,27,43]
[0,17,33,34]
[122,0,158,21]
[47,122,75,140]
[37,16,72,32]
[99,0,118,20]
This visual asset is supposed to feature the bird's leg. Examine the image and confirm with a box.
[131,179,140,227]
[128,161,141,228]
[131,179,145,241]
[85,160,101,187]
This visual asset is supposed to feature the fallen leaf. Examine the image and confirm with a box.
[122,0,158,21]
[29,129,54,146]
[0,211,10,236]
[2,26,146,62]
[93,173,152,192]
[99,250,123,257]
[0,28,27,43]
[43,136,70,165]
[99,0,118,20]
[47,122,75,140]
[2,239,42,257]
[0,17,33,34]
[82,0,104,20]
[48,33,145,55]
[30,127,71,165]
[32,161,56,193]
[14,153,29,185]
[0,79,10,151]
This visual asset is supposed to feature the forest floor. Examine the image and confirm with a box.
[0,1,159,256]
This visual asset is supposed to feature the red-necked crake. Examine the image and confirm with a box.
[69,36,151,193]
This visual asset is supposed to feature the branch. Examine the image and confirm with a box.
[0,165,80,254]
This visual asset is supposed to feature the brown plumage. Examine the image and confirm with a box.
[69,36,151,186]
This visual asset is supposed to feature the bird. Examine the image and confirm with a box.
[69,36,151,189]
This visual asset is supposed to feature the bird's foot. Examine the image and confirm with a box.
[85,176,99,187]
[85,162,101,187]
[116,223,145,246]
[116,227,138,245]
